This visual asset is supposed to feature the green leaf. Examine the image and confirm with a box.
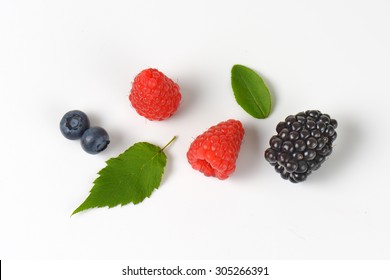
[72,136,176,215]
[231,64,272,119]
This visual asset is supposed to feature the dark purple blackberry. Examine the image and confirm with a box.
[264,110,337,183]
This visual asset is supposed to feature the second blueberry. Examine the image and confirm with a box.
[81,127,110,154]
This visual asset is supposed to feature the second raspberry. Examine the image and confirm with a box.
[129,68,182,121]
[187,119,245,180]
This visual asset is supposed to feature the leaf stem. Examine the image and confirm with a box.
[161,136,177,152]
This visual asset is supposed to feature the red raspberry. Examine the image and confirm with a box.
[129,68,182,121]
[187,119,245,180]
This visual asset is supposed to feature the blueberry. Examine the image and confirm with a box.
[80,127,110,154]
[60,110,90,140]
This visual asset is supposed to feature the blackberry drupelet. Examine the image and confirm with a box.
[264,110,338,183]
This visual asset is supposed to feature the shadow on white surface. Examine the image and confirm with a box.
[234,122,262,180]
[174,74,203,120]
[160,141,176,188]
[85,111,104,128]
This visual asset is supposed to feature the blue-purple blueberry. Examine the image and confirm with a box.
[80,127,110,154]
[60,110,90,140]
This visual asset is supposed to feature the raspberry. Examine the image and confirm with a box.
[187,119,245,180]
[264,110,338,183]
[129,68,181,121]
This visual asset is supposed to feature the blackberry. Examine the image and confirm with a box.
[264,110,337,183]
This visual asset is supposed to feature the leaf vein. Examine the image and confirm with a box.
[236,69,266,117]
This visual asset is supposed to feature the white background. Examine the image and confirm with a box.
[1,0,390,260]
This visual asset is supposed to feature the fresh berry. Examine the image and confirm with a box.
[80,127,110,154]
[187,119,245,180]
[60,110,90,140]
[129,68,182,121]
[264,110,337,183]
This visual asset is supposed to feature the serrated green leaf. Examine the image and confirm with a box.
[72,137,176,215]
[231,64,271,119]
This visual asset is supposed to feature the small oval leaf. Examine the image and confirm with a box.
[231,64,271,119]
